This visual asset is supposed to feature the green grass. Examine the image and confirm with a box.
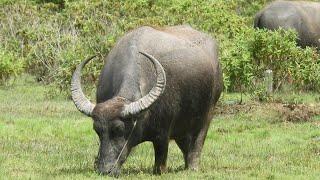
[1,77,319,179]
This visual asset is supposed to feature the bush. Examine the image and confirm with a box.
[220,27,255,92]
[0,0,320,96]
[0,0,249,94]
[0,49,24,84]
[290,47,320,91]
[222,28,320,92]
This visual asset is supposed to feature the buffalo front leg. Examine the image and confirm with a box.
[152,139,169,174]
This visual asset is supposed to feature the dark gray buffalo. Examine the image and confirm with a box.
[71,25,223,176]
[254,1,320,48]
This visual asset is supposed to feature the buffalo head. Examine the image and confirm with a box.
[70,52,166,176]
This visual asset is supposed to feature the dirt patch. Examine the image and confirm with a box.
[275,103,320,122]
[214,102,258,115]
[215,101,320,122]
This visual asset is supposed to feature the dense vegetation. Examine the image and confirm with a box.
[0,0,320,95]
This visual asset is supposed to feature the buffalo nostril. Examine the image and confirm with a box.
[95,163,120,177]
[96,168,119,177]
[96,167,108,175]
[95,162,106,174]
[108,168,120,177]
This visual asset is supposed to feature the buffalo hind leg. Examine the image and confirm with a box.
[152,139,169,174]
[175,135,193,169]
[176,118,211,170]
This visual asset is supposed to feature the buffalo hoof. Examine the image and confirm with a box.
[153,165,167,175]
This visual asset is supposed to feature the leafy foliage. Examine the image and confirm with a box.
[222,28,320,92]
[0,48,24,84]
[0,0,319,95]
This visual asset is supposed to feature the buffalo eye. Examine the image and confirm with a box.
[110,121,125,137]
[93,125,103,137]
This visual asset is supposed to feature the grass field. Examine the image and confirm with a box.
[1,77,319,179]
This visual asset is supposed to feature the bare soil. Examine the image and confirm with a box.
[215,101,320,122]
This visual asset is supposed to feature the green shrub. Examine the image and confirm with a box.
[0,49,24,84]
[290,47,320,91]
[250,29,320,91]
[222,28,320,92]
[250,29,299,90]
[1,0,320,96]
[220,27,255,92]
[0,0,249,94]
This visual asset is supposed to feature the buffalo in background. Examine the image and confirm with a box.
[254,0,320,48]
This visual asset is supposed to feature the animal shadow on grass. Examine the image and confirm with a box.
[54,165,185,177]
[121,165,185,175]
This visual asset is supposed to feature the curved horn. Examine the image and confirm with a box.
[71,55,97,117]
[121,52,166,117]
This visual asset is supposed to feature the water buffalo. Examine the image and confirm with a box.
[71,25,223,176]
[254,0,320,48]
